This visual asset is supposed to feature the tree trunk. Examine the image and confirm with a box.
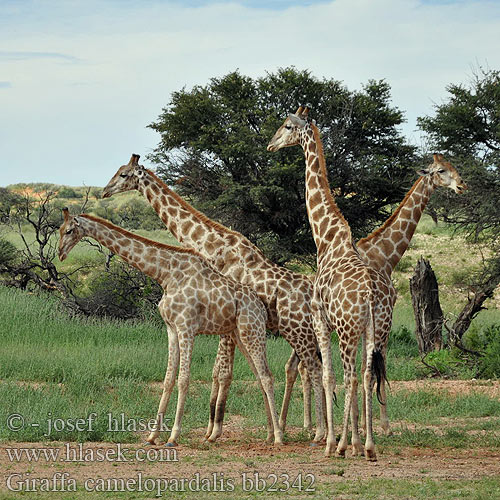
[410,257,443,354]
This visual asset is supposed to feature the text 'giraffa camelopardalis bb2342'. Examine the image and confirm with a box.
[58,209,283,447]
[103,155,326,444]
[268,106,395,460]
[288,152,467,435]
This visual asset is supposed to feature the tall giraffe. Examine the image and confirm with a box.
[287,153,467,434]
[58,209,283,446]
[103,159,325,443]
[268,106,395,460]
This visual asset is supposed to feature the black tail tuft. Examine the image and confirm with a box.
[316,347,323,364]
[372,349,388,405]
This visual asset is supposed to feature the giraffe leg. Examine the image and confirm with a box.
[302,354,326,442]
[236,325,283,445]
[350,377,364,456]
[379,347,391,435]
[279,351,300,433]
[147,324,179,445]
[361,336,367,434]
[335,345,357,458]
[312,307,336,457]
[298,360,313,433]
[205,350,220,440]
[167,336,194,446]
[363,346,377,461]
[207,336,236,443]
[205,335,235,441]
[379,379,391,435]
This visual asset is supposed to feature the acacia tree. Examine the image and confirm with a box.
[418,68,500,346]
[149,67,417,264]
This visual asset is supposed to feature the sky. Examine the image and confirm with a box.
[1,0,499,187]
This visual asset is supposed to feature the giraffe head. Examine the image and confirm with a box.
[267,106,310,152]
[58,208,84,261]
[102,154,145,198]
[417,153,467,194]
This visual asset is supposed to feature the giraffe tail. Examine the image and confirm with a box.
[367,293,387,406]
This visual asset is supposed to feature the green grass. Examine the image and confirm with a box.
[1,287,498,445]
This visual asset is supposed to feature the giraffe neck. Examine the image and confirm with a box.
[301,123,352,257]
[137,169,274,277]
[79,214,195,285]
[357,175,436,276]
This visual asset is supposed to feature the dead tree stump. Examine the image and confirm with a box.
[410,257,443,354]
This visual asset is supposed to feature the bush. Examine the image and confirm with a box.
[388,326,418,356]
[74,261,163,322]
[0,239,17,267]
[465,324,500,378]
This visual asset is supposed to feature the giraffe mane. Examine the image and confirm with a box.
[80,214,201,255]
[358,176,424,244]
[146,170,268,258]
[310,123,350,230]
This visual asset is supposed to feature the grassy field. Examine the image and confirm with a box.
[0,284,499,499]
[1,200,499,498]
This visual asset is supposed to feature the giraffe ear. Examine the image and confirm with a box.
[62,207,70,222]
[288,114,306,127]
[417,168,430,176]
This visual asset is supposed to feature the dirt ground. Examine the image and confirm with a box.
[1,380,499,495]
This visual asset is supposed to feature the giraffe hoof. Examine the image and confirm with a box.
[335,449,346,458]
[365,449,377,462]
[351,446,364,457]
[324,443,336,457]
[165,441,178,448]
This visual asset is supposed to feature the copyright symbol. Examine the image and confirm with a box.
[7,414,25,432]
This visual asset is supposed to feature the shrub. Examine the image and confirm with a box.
[74,261,163,322]
[465,324,500,378]
[0,238,17,267]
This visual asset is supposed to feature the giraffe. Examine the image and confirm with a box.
[286,153,467,435]
[58,208,283,447]
[268,106,395,460]
[103,155,326,444]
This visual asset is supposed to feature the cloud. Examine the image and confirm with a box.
[0,51,79,62]
[0,81,12,88]
[0,0,499,186]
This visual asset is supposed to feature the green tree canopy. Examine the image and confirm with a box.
[149,67,417,264]
[418,68,499,245]
[418,68,500,340]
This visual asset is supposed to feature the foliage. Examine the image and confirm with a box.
[75,260,163,321]
[464,323,500,378]
[149,67,417,264]
[0,187,23,222]
[417,67,500,365]
[418,68,500,295]
[92,197,165,231]
[0,238,17,267]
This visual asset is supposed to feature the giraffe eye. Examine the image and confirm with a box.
[437,169,446,174]
[285,125,292,130]
[65,229,73,235]
[120,173,128,178]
